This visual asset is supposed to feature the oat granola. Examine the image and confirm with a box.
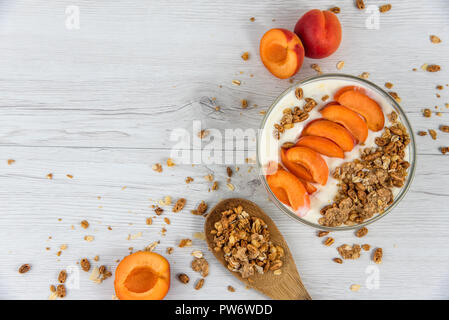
[173,198,186,213]
[191,257,209,277]
[338,244,362,260]
[191,201,208,216]
[210,205,285,279]
[319,112,410,227]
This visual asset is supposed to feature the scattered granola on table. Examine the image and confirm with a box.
[191,257,209,277]
[195,278,205,290]
[379,4,391,13]
[191,200,208,216]
[329,7,340,14]
[80,258,91,272]
[172,198,186,213]
[333,258,343,264]
[373,248,383,264]
[336,61,344,70]
[356,227,368,238]
[430,35,441,44]
[317,231,329,237]
[338,244,361,260]
[80,220,89,229]
[56,284,66,298]
[210,205,285,279]
[319,111,410,227]
[58,270,67,284]
[178,239,192,248]
[178,273,189,284]
[323,237,334,246]
[426,64,441,72]
[152,163,163,172]
[18,264,31,274]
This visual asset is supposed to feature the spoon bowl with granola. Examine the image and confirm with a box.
[257,74,416,230]
[204,198,311,300]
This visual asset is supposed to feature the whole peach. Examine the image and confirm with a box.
[294,9,342,59]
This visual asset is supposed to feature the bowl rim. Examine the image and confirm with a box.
[256,73,417,231]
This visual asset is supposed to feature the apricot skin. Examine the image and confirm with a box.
[294,9,342,59]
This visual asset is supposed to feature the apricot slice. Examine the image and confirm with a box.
[270,186,290,206]
[286,147,329,186]
[301,119,355,152]
[260,28,305,79]
[320,104,368,143]
[300,179,317,194]
[280,148,314,181]
[333,85,366,101]
[337,90,385,132]
[267,168,310,216]
[295,136,344,158]
[114,251,170,300]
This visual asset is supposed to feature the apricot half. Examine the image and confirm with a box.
[267,168,310,216]
[295,135,344,158]
[301,119,355,152]
[294,9,342,59]
[286,147,329,186]
[336,90,385,132]
[320,103,368,143]
[114,251,170,300]
[260,28,305,79]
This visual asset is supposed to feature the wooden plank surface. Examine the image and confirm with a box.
[0,0,448,299]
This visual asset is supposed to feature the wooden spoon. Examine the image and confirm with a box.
[204,198,311,300]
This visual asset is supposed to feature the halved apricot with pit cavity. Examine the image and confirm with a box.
[114,251,170,300]
[260,28,305,79]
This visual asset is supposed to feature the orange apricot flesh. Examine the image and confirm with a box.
[280,148,314,182]
[286,146,329,186]
[260,28,305,79]
[267,168,310,216]
[301,119,355,152]
[295,135,344,158]
[114,251,170,300]
[320,103,368,143]
[337,90,385,132]
[333,85,366,101]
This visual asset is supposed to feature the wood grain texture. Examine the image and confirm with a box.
[0,0,449,299]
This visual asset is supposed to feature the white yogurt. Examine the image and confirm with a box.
[258,78,409,224]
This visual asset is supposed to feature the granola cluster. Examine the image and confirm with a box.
[273,91,317,139]
[319,111,410,227]
[211,205,284,279]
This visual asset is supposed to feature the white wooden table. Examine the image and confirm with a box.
[1,0,448,300]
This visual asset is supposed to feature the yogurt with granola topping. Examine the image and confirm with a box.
[258,77,410,226]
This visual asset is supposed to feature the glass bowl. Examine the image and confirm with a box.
[257,73,416,231]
